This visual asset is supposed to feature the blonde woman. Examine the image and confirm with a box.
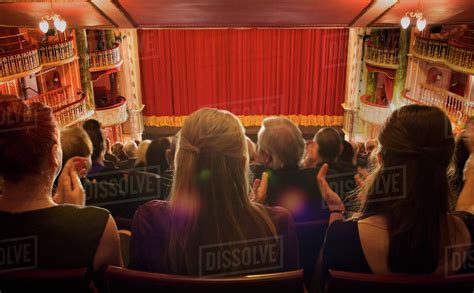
[135,139,152,169]
[130,108,299,276]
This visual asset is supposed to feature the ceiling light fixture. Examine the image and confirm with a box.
[400,0,427,31]
[39,0,67,33]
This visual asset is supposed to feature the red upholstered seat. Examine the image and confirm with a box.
[325,270,474,293]
[0,268,96,293]
[101,266,304,293]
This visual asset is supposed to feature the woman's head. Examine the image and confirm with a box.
[358,105,455,274]
[146,137,171,174]
[135,139,151,166]
[82,119,105,163]
[60,127,93,172]
[167,108,276,274]
[0,96,61,183]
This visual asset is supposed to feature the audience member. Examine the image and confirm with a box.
[340,140,357,166]
[135,139,152,169]
[313,105,474,291]
[105,138,119,164]
[146,137,172,176]
[130,108,298,275]
[118,141,138,170]
[0,96,122,271]
[112,142,128,162]
[452,117,474,198]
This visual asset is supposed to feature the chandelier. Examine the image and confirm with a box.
[400,0,427,31]
[39,0,67,33]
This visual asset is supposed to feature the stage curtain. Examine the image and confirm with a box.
[138,29,348,127]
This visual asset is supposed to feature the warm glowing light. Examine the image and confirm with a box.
[400,15,410,29]
[416,17,427,31]
[54,18,67,32]
[39,20,49,33]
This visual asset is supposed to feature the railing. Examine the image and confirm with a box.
[358,94,392,125]
[0,46,41,79]
[413,35,474,74]
[88,43,121,70]
[53,94,89,127]
[26,86,71,111]
[406,83,473,123]
[365,43,399,68]
[39,38,75,65]
[93,96,128,127]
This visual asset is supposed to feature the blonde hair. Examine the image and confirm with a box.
[136,139,151,166]
[167,108,277,275]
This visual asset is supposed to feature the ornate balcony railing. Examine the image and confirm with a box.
[413,35,474,75]
[88,43,122,72]
[358,94,392,125]
[26,86,71,111]
[0,46,41,81]
[365,43,399,69]
[53,94,93,127]
[39,38,75,66]
[93,96,128,127]
[404,83,473,124]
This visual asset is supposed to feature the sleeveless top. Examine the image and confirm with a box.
[0,204,109,272]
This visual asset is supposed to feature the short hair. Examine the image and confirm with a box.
[257,117,305,169]
[60,127,93,166]
[82,119,104,162]
[146,137,171,174]
[315,127,342,163]
[123,141,138,158]
[136,140,151,165]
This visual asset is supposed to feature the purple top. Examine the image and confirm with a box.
[130,200,300,276]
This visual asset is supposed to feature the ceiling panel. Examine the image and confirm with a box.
[117,0,373,27]
[374,0,474,26]
[0,2,114,28]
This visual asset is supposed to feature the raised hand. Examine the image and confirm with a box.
[317,163,344,211]
[54,157,87,206]
[252,172,269,204]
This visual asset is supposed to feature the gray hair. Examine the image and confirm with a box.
[123,141,138,159]
[257,117,305,170]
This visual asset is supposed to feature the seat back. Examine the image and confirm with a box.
[295,219,329,289]
[0,268,96,293]
[326,270,474,293]
[102,266,304,293]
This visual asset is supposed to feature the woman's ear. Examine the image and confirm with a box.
[165,149,173,166]
[50,143,63,179]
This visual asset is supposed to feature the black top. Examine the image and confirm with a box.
[254,163,356,222]
[316,211,474,290]
[0,205,109,272]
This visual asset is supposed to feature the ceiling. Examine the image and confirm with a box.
[0,0,473,29]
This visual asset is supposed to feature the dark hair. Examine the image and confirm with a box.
[0,96,57,182]
[358,105,455,274]
[315,127,342,163]
[82,119,104,162]
[146,137,171,175]
[60,127,93,166]
[340,140,355,165]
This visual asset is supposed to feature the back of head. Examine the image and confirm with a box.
[60,127,93,167]
[340,140,356,165]
[136,139,151,165]
[257,117,305,169]
[315,127,342,163]
[0,96,57,182]
[123,141,138,159]
[168,108,276,274]
[360,104,455,274]
[146,137,171,174]
[112,142,127,161]
[82,119,104,162]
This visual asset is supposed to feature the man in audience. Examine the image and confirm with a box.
[112,142,128,162]
[118,141,138,170]
[105,138,119,164]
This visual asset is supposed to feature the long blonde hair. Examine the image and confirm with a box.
[167,108,277,275]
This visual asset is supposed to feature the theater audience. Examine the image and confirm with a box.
[340,140,357,167]
[112,142,128,162]
[118,141,138,170]
[135,139,152,169]
[105,138,119,164]
[313,105,474,292]
[0,97,122,271]
[130,108,298,275]
[146,137,172,176]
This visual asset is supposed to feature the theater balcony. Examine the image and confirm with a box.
[0,33,41,82]
[38,37,77,67]
[403,83,473,125]
[53,93,94,127]
[93,96,128,127]
[412,34,474,75]
[88,43,123,72]
[365,42,399,70]
[358,94,392,126]
[26,85,72,111]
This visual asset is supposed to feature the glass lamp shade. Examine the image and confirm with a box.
[416,17,427,31]
[39,20,49,33]
[400,15,410,29]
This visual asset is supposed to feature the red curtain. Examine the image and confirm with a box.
[366,64,396,102]
[384,77,394,102]
[138,29,348,125]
